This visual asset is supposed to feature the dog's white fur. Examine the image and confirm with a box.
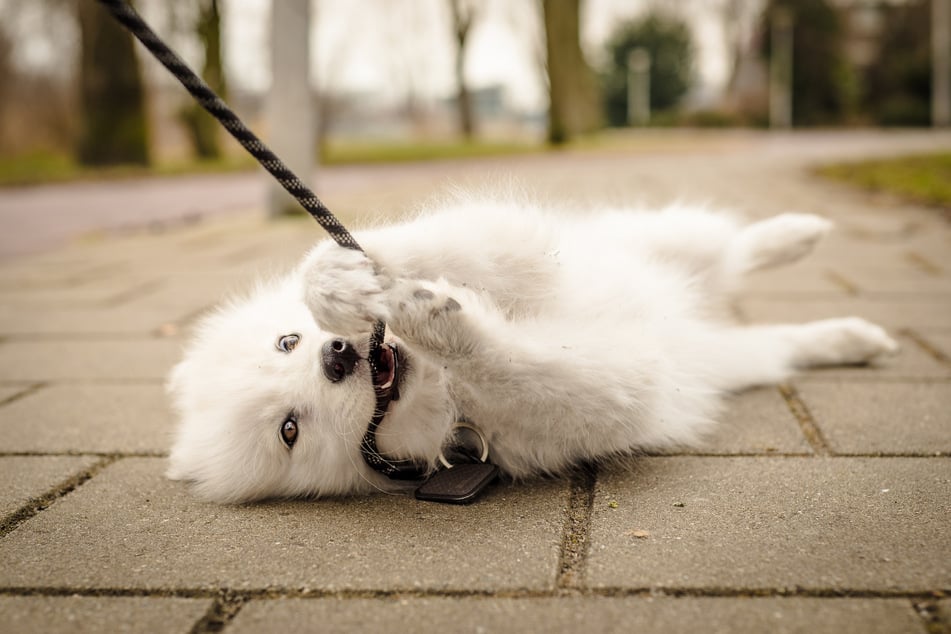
[167,198,897,503]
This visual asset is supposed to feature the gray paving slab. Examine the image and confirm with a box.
[0,596,211,634]
[937,598,951,628]
[229,596,925,634]
[740,267,847,296]
[795,381,951,455]
[0,340,181,381]
[0,303,186,336]
[0,456,100,519]
[112,273,255,315]
[0,260,119,291]
[0,384,174,454]
[587,457,951,591]
[0,457,567,592]
[0,277,158,307]
[833,266,951,295]
[740,297,951,331]
[680,387,811,455]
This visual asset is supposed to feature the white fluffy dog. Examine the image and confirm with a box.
[167,198,897,503]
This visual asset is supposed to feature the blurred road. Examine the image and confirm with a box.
[1,129,949,260]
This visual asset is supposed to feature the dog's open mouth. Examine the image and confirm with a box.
[371,343,402,402]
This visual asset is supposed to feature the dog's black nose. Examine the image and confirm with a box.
[321,339,360,382]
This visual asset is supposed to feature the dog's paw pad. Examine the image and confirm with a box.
[301,244,391,335]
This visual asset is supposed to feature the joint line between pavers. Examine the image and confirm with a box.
[823,269,859,296]
[188,593,247,634]
[100,279,165,308]
[0,450,167,458]
[0,382,46,408]
[0,332,175,342]
[901,328,951,368]
[0,585,946,602]
[911,598,951,634]
[904,251,943,276]
[555,464,598,591]
[0,455,120,540]
[778,384,831,456]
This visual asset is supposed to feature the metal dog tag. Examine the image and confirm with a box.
[414,462,499,505]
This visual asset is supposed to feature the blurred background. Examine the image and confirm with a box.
[0,0,947,189]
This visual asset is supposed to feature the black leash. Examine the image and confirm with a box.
[93,0,431,481]
[99,0,499,502]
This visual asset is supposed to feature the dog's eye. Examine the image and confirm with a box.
[280,416,298,449]
[276,334,301,353]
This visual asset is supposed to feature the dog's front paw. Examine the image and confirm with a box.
[387,280,472,356]
[300,243,391,336]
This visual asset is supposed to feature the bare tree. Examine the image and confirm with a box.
[448,0,478,139]
[540,0,602,144]
[76,0,149,166]
[719,0,762,103]
[175,0,227,159]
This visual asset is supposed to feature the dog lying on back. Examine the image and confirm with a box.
[166,197,897,503]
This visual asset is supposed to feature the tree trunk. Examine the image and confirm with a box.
[180,0,226,158]
[449,0,476,139]
[76,0,150,166]
[267,0,314,217]
[540,0,602,144]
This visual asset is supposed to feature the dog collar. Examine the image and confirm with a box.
[363,343,499,503]
[361,343,429,480]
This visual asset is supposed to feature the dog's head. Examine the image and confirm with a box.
[166,276,450,503]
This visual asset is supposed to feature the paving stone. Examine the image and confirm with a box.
[0,340,181,381]
[0,277,158,307]
[0,260,118,291]
[0,384,174,454]
[834,266,951,295]
[0,458,567,592]
[587,457,950,591]
[0,303,183,336]
[740,297,951,331]
[115,273,260,315]
[0,596,211,634]
[681,387,810,455]
[740,267,846,296]
[229,596,924,634]
[0,456,100,519]
[796,381,951,455]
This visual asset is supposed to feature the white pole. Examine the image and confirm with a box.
[627,48,651,126]
[769,7,793,129]
[267,0,314,216]
[934,0,951,127]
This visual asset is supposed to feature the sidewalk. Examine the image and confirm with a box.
[0,130,949,633]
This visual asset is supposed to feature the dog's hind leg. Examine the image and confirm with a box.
[724,213,832,276]
[700,318,898,391]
